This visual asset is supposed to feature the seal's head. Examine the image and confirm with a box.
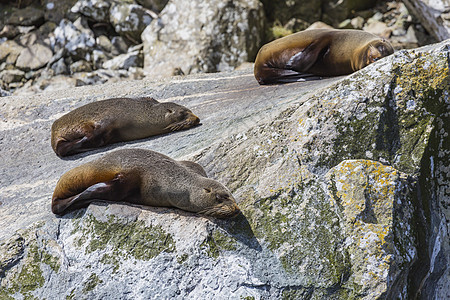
[357,38,394,70]
[158,102,200,132]
[195,179,240,218]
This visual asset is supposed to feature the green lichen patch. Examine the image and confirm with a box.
[100,254,120,273]
[66,288,76,300]
[241,180,351,287]
[201,229,237,259]
[82,273,103,293]
[74,215,175,261]
[0,229,61,299]
[302,48,449,176]
[176,254,189,264]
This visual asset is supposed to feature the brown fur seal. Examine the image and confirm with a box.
[52,148,240,218]
[254,29,394,85]
[51,97,200,157]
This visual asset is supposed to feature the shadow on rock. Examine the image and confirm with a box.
[212,212,262,251]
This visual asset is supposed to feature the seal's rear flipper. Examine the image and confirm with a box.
[51,173,141,215]
[53,122,113,157]
[256,67,322,84]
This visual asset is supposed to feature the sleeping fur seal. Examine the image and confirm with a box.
[52,148,240,218]
[254,29,394,84]
[51,97,200,157]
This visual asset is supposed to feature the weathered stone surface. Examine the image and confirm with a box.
[0,40,24,64]
[136,0,169,12]
[142,0,265,77]
[15,44,53,71]
[50,18,95,60]
[403,0,450,40]
[109,2,154,42]
[71,0,111,22]
[0,69,25,84]
[6,6,45,27]
[102,49,143,70]
[0,41,449,299]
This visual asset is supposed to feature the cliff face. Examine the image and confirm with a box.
[0,41,449,299]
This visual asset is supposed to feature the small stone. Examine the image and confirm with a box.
[350,17,364,29]
[109,2,154,42]
[6,6,45,27]
[17,32,38,47]
[0,69,25,84]
[338,19,353,29]
[71,0,112,22]
[51,58,69,75]
[102,50,143,70]
[92,49,108,69]
[0,25,20,39]
[70,60,92,73]
[0,40,25,64]
[111,36,129,55]
[306,21,334,30]
[136,0,169,13]
[96,35,113,53]
[16,44,53,71]
[363,20,392,38]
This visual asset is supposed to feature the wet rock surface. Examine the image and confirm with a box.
[0,41,448,299]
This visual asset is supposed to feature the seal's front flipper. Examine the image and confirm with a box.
[51,173,141,215]
[286,40,330,73]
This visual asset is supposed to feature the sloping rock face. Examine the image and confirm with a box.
[0,41,449,299]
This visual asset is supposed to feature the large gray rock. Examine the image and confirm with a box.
[403,0,450,40]
[142,0,265,77]
[0,41,449,299]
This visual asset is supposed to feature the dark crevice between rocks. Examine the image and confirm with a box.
[375,75,400,166]
[0,235,26,279]
[406,121,439,299]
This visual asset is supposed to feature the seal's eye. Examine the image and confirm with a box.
[166,109,174,114]
[204,188,211,193]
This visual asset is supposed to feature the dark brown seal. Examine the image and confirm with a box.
[51,97,200,157]
[254,29,394,84]
[52,148,240,218]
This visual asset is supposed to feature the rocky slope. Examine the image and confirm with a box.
[0,38,448,298]
[0,0,439,96]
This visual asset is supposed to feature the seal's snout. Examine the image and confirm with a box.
[187,112,200,126]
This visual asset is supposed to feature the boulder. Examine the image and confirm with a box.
[0,40,24,65]
[0,69,25,84]
[6,6,45,27]
[142,0,265,77]
[70,0,111,22]
[403,0,450,40]
[109,2,155,42]
[102,49,143,70]
[15,44,53,71]
[0,41,449,299]
[136,0,169,12]
[50,18,95,60]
